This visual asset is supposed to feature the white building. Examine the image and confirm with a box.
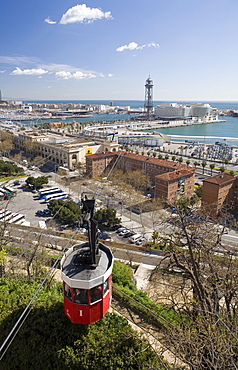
[154,102,211,119]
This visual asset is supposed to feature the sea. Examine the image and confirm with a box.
[23,100,238,145]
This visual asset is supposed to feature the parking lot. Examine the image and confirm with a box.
[4,179,57,227]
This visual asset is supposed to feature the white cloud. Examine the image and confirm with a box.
[55,71,72,79]
[55,70,96,79]
[59,4,112,25]
[116,42,140,52]
[11,67,48,76]
[0,56,39,65]
[148,42,160,48]
[45,17,57,25]
[0,70,6,73]
[116,41,159,52]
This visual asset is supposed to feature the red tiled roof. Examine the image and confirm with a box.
[203,173,237,185]
[156,168,195,181]
[87,150,195,171]
[86,151,117,159]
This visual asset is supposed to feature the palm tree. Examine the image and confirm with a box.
[210,163,215,175]
[201,160,207,174]
[194,161,199,168]
[219,166,225,173]
[151,230,159,245]
[224,158,229,169]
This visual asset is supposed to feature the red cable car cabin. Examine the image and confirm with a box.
[61,242,113,324]
[60,194,114,325]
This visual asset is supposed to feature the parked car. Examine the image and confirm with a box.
[99,232,111,241]
[119,229,130,236]
[116,227,127,234]
[123,231,134,238]
[129,233,142,243]
[35,210,44,216]
[136,237,147,245]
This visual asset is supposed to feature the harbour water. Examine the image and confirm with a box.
[17,100,238,145]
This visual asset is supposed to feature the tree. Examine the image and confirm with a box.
[171,155,176,162]
[195,185,202,198]
[201,160,207,174]
[25,176,48,189]
[48,199,81,224]
[151,230,159,244]
[219,166,225,173]
[154,206,238,369]
[186,159,190,166]
[178,157,183,164]
[165,154,169,160]
[0,140,13,157]
[193,161,199,168]
[224,158,229,167]
[94,207,121,226]
[30,155,43,166]
[209,163,215,175]
[0,160,23,176]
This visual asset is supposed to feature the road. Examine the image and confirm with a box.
[6,223,164,267]
[2,168,238,253]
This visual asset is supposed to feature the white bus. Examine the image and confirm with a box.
[38,187,59,196]
[39,188,62,199]
[45,192,68,202]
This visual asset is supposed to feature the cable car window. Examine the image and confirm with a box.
[74,288,88,305]
[90,285,103,304]
[103,279,109,296]
[64,283,72,301]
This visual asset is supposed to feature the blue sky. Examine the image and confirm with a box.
[0,0,238,101]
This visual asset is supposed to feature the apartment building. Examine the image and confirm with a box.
[155,169,195,202]
[86,151,195,202]
[202,173,238,215]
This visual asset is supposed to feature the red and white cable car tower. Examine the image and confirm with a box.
[61,194,114,324]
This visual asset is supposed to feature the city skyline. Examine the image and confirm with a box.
[1,0,238,102]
